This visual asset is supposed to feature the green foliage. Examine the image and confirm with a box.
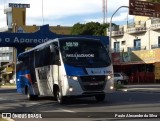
[0,66,5,74]
[114,84,125,90]
[71,23,85,35]
[71,22,110,36]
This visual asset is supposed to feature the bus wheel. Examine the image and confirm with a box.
[26,87,38,100]
[27,88,33,100]
[95,94,105,102]
[56,88,65,104]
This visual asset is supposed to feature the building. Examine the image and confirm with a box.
[108,15,160,83]
[0,5,72,82]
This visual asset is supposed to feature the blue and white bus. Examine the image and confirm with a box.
[16,37,114,103]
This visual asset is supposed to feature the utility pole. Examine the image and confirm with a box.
[102,0,107,24]
[42,0,44,25]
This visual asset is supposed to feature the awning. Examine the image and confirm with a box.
[113,61,153,65]
[3,62,14,67]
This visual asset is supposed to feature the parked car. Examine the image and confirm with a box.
[9,78,16,84]
[114,72,129,85]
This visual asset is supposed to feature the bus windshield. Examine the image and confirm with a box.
[59,39,111,68]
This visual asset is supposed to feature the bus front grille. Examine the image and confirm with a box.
[80,76,106,91]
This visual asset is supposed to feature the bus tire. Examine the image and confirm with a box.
[55,88,65,104]
[26,87,38,100]
[95,94,105,102]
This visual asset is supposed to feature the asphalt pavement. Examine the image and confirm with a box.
[1,84,160,93]
[1,83,160,94]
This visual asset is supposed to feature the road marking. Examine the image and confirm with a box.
[66,104,88,107]
[59,108,76,113]
[0,97,6,100]
[28,102,39,105]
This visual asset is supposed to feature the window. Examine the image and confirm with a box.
[121,41,126,45]
[22,11,26,25]
[50,42,60,65]
[35,46,51,67]
[60,39,111,68]
[114,73,120,77]
[134,39,141,50]
[35,42,60,67]
[114,42,120,52]
[158,36,160,47]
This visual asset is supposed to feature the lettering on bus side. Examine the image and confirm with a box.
[38,70,47,80]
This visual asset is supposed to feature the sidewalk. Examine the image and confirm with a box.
[0,84,16,89]
[118,84,160,93]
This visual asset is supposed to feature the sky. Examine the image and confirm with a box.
[0,0,134,27]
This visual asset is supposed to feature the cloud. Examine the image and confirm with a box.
[83,12,134,26]
[0,11,6,27]
[109,12,134,23]
[107,0,129,12]
[26,0,102,25]
[0,0,133,27]
[26,0,131,25]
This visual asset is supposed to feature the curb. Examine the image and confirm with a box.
[117,88,160,93]
[2,118,15,121]
[0,86,16,89]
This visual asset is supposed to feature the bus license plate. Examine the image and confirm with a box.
[90,82,98,85]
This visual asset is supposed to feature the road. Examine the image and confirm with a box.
[0,88,160,121]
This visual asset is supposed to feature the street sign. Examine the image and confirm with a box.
[129,0,160,18]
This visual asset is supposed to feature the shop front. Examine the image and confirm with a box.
[112,49,160,84]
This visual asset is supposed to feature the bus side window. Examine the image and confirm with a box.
[35,43,60,67]
[35,49,44,67]
[50,43,60,65]
[35,47,50,67]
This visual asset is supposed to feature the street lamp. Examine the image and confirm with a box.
[109,6,129,55]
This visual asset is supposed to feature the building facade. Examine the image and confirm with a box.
[108,17,160,52]
[108,16,160,83]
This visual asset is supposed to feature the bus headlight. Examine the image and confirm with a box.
[107,75,111,80]
[72,76,78,80]
[110,86,114,90]
[67,76,78,81]
[69,87,74,92]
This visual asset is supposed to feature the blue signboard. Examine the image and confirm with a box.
[0,24,109,54]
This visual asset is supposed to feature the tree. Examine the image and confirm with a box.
[71,22,111,36]
[70,23,85,35]
[0,66,5,84]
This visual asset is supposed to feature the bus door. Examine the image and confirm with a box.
[50,43,61,89]
[35,47,53,96]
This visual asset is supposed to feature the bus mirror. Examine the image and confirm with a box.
[50,45,56,53]
[105,45,109,53]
